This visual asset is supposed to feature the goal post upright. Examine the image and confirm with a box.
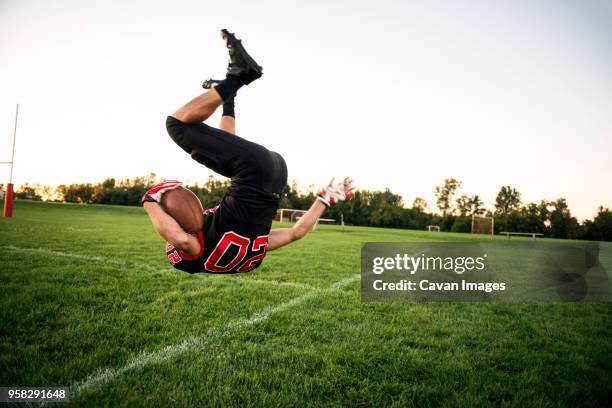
[3,104,19,218]
[276,208,337,230]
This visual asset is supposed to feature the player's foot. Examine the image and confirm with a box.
[221,29,263,84]
[202,78,222,89]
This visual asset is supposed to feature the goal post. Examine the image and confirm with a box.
[427,225,440,232]
[277,208,309,224]
[2,104,19,218]
[276,208,337,230]
[472,215,494,235]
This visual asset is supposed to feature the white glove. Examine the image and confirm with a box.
[317,177,355,207]
[141,180,182,204]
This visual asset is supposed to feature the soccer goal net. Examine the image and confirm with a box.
[277,208,308,223]
[472,215,494,235]
[427,225,440,232]
[276,208,336,229]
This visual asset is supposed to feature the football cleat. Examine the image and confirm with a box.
[221,28,263,84]
[202,78,223,89]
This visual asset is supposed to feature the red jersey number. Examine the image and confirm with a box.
[238,236,269,272]
[204,232,268,273]
[167,250,182,265]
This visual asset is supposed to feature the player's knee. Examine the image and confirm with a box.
[171,110,190,123]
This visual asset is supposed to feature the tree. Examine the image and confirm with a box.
[411,197,428,212]
[15,184,42,200]
[456,194,485,216]
[366,189,404,228]
[39,185,55,201]
[549,198,579,239]
[517,201,549,234]
[582,206,612,241]
[435,178,461,216]
[470,195,485,216]
[102,178,116,189]
[399,207,432,230]
[56,183,95,203]
[451,216,472,232]
[494,186,522,215]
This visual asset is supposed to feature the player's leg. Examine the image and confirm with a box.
[203,78,236,134]
[219,101,236,134]
[166,29,268,180]
[172,28,260,126]
[172,88,223,124]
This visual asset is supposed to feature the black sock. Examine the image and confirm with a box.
[214,75,247,102]
[222,96,235,118]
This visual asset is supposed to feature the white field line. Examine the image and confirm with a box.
[0,245,130,268]
[1,245,314,290]
[69,273,360,399]
[214,276,316,291]
[3,244,360,397]
[155,279,316,304]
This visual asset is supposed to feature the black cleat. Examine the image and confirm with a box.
[220,29,263,84]
[202,78,223,89]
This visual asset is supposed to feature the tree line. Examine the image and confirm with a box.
[3,175,611,241]
[2,174,231,211]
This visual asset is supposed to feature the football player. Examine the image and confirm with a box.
[143,29,354,274]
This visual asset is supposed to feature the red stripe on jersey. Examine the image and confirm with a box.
[202,205,219,215]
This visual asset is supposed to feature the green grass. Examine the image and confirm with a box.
[1,200,610,407]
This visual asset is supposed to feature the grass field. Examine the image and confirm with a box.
[1,200,611,407]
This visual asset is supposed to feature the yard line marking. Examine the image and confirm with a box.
[156,279,316,304]
[1,245,314,290]
[0,245,129,268]
[69,273,360,399]
[208,276,317,291]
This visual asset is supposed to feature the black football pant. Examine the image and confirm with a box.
[165,116,288,220]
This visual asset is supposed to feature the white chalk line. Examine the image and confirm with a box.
[3,244,360,397]
[0,245,130,268]
[155,279,315,304]
[69,273,360,399]
[0,245,314,290]
[185,276,316,291]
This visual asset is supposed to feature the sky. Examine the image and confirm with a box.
[1,0,611,220]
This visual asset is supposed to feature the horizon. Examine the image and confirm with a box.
[5,172,610,222]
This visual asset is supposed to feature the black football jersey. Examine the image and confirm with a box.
[165,195,274,274]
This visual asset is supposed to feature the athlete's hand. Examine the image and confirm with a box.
[317,177,355,207]
[141,180,182,204]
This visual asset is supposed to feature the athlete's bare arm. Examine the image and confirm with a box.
[143,202,201,256]
[268,178,354,251]
[268,200,327,251]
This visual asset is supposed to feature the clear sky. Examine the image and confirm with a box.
[1,0,611,220]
